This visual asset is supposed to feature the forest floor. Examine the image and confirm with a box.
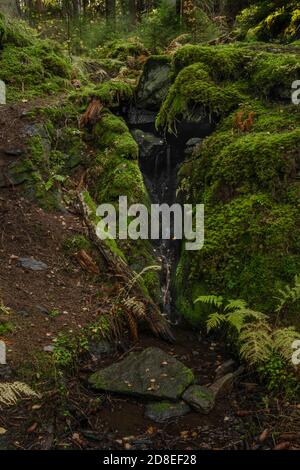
[1,102,300,451]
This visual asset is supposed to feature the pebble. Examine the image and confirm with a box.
[18,257,48,271]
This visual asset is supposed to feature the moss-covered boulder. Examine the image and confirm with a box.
[96,38,148,61]
[237,1,300,43]
[0,16,71,100]
[174,101,300,325]
[89,347,194,400]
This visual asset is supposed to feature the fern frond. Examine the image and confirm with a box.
[122,297,146,319]
[224,299,247,312]
[273,327,300,363]
[225,310,246,333]
[206,312,226,332]
[0,382,39,407]
[194,295,224,308]
[275,274,300,313]
[225,308,267,333]
[239,321,273,366]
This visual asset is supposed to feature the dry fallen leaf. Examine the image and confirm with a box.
[274,441,290,450]
[27,422,38,433]
[0,427,7,435]
[259,429,269,443]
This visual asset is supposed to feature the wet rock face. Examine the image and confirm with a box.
[89,347,194,400]
[145,401,190,423]
[135,57,172,111]
[131,129,167,175]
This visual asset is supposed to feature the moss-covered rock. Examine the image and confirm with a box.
[96,37,148,61]
[156,62,245,134]
[237,1,300,43]
[175,101,300,325]
[0,16,71,100]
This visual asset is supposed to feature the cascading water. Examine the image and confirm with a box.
[127,107,215,323]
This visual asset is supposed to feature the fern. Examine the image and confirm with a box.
[272,327,300,363]
[194,295,224,308]
[224,299,247,312]
[275,274,300,314]
[239,321,273,366]
[0,382,39,407]
[206,312,226,332]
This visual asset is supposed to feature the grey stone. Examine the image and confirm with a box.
[0,365,13,380]
[4,148,23,157]
[89,347,194,400]
[215,359,236,379]
[0,160,33,188]
[136,57,172,110]
[209,372,234,399]
[131,129,165,159]
[184,138,202,156]
[0,341,6,365]
[43,345,54,353]
[145,401,190,423]
[183,385,215,414]
[19,258,48,271]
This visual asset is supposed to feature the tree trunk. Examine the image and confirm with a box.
[0,0,19,17]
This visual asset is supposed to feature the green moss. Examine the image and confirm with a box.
[172,44,251,80]
[63,235,92,254]
[156,63,245,134]
[94,113,138,161]
[237,1,300,42]
[248,52,300,99]
[176,98,300,325]
[73,80,134,109]
[96,38,148,61]
[0,16,71,101]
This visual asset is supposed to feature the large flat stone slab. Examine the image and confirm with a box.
[89,347,194,400]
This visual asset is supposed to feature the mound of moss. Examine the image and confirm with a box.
[86,111,161,302]
[96,38,148,61]
[237,1,300,43]
[156,44,300,135]
[175,102,300,325]
[0,14,71,100]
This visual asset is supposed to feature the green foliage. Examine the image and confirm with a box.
[137,0,181,51]
[63,235,92,255]
[275,274,300,317]
[156,62,245,133]
[0,322,14,335]
[0,16,71,100]
[199,284,300,396]
[237,1,300,42]
[96,37,148,61]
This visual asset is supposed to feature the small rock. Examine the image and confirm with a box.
[145,401,190,423]
[43,345,54,353]
[18,258,48,271]
[17,310,31,318]
[209,372,234,399]
[0,341,6,365]
[4,148,23,157]
[183,385,215,414]
[215,359,236,379]
[0,365,13,380]
[36,305,49,315]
